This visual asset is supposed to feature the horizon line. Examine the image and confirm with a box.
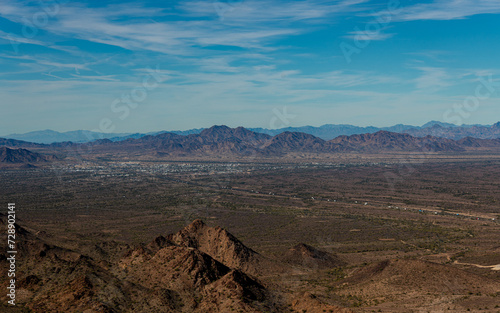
[4,120,499,137]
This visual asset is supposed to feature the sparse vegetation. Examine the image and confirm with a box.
[0,157,499,311]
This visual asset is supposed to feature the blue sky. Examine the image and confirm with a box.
[1,0,500,135]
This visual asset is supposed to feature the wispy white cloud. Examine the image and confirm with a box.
[47,6,300,55]
[405,50,453,63]
[0,0,375,90]
[344,30,394,41]
[181,0,369,24]
[69,74,119,81]
[394,0,500,21]
[0,30,46,46]
[2,0,499,134]
[0,0,369,57]
[0,53,103,78]
[413,67,451,91]
[37,60,88,70]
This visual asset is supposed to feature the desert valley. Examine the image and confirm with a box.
[1,123,500,312]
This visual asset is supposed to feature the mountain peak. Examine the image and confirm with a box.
[197,126,270,147]
[186,219,207,231]
[201,125,232,134]
[169,220,259,274]
[283,243,346,269]
[421,121,457,128]
[199,125,239,140]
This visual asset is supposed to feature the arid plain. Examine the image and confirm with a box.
[1,151,500,311]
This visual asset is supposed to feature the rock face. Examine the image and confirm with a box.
[0,217,273,312]
[120,220,271,312]
[168,219,260,274]
[0,215,127,312]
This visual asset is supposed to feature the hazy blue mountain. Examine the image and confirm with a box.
[109,128,205,141]
[381,124,418,133]
[404,122,500,140]
[4,128,206,144]
[250,124,416,140]
[4,130,132,144]
[4,122,496,144]
[170,128,205,136]
[421,121,459,128]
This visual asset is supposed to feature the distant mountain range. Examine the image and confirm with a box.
[4,121,499,144]
[2,125,500,164]
[247,121,460,139]
[1,129,204,144]
[2,129,131,144]
[404,122,500,140]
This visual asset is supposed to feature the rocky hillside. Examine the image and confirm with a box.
[1,216,499,312]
